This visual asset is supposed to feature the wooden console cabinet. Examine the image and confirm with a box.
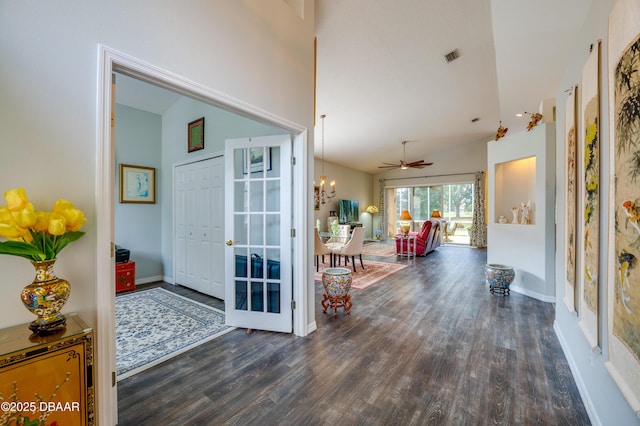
[0,314,94,425]
[116,261,136,293]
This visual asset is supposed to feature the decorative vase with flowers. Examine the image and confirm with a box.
[0,188,86,335]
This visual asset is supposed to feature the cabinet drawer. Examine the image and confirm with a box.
[115,261,135,293]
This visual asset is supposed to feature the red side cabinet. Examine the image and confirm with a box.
[115,261,136,293]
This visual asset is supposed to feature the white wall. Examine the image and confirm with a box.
[487,124,556,302]
[554,0,640,424]
[115,104,163,281]
[0,2,314,422]
[373,137,488,190]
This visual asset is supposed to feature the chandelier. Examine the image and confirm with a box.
[315,114,336,204]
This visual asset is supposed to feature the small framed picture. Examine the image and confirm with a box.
[188,117,205,152]
[243,147,272,174]
[119,164,156,204]
[314,186,320,210]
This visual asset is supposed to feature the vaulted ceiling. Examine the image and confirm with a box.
[314,0,591,173]
[117,0,592,175]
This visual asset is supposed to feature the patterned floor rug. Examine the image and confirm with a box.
[314,259,407,290]
[361,240,397,257]
[116,288,234,381]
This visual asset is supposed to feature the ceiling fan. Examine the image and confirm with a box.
[378,141,433,170]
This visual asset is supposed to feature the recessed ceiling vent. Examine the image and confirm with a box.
[444,49,460,63]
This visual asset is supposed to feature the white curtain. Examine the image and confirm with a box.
[470,171,487,248]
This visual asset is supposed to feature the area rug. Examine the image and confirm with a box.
[314,260,407,290]
[116,288,234,381]
[361,240,397,257]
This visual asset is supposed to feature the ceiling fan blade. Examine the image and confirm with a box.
[381,162,401,166]
[378,166,400,169]
[409,161,433,167]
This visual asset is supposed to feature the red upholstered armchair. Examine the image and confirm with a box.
[395,219,442,256]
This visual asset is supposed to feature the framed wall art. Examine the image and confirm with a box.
[314,186,320,210]
[578,39,601,349]
[564,85,578,313]
[119,164,156,204]
[606,0,640,415]
[243,147,272,174]
[188,117,205,152]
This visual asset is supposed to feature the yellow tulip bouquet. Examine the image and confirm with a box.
[0,188,86,261]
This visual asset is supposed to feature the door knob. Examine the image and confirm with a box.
[226,240,233,246]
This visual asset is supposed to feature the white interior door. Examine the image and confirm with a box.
[224,135,292,332]
[174,156,225,299]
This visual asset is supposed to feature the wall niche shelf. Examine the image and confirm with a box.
[487,123,555,302]
[494,156,536,224]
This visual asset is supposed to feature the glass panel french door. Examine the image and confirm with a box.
[224,135,292,333]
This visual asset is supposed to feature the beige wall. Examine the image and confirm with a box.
[313,159,375,237]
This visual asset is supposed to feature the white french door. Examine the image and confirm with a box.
[224,135,292,332]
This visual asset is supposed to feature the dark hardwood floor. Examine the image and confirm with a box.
[117,245,590,425]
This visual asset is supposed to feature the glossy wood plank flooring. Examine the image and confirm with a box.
[117,245,590,425]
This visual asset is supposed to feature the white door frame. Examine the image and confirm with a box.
[96,45,311,426]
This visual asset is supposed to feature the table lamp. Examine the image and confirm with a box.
[431,210,442,219]
[399,210,412,235]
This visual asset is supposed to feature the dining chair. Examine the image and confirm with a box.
[314,228,332,272]
[444,221,457,242]
[334,227,366,272]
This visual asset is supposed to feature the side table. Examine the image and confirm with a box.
[116,261,136,293]
[396,235,417,260]
[0,314,95,425]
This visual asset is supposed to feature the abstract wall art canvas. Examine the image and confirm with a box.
[579,40,600,349]
[565,85,579,313]
[606,0,640,415]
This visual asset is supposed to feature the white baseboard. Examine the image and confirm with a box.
[163,275,175,284]
[306,320,317,335]
[553,321,600,426]
[135,275,164,285]
[510,285,556,303]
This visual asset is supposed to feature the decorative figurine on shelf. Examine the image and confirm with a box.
[521,200,532,224]
[526,112,543,131]
[511,206,519,224]
[495,121,508,141]
[498,215,507,224]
